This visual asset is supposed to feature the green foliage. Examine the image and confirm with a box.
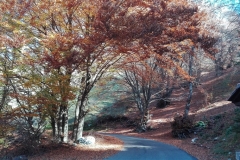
[85,114,133,131]
[194,121,207,128]
[225,126,233,136]
[234,108,240,121]
[196,111,240,159]
[0,138,4,144]
[213,142,232,155]
[212,132,240,159]
[230,108,240,133]
[171,115,194,138]
[213,114,222,120]
[45,121,52,130]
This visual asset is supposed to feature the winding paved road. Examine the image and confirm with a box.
[104,134,197,160]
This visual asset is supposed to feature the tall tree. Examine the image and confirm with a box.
[103,0,218,126]
[0,11,29,138]
[1,0,218,143]
[195,0,240,76]
[122,53,162,132]
[1,0,123,142]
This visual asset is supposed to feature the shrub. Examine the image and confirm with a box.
[171,115,194,138]
[156,99,170,109]
[195,121,207,128]
[193,120,208,133]
[9,118,47,155]
[90,115,130,130]
[231,108,240,133]
[97,115,128,124]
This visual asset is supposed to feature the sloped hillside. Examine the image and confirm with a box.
[102,66,240,160]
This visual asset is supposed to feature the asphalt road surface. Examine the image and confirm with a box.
[104,134,197,160]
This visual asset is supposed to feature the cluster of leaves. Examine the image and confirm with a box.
[194,120,208,129]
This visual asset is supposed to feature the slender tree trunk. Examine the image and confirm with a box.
[0,85,8,111]
[56,106,68,143]
[195,44,202,84]
[215,57,223,77]
[50,116,57,137]
[57,108,62,142]
[196,69,201,84]
[72,93,88,142]
[138,107,149,132]
[75,116,84,140]
[0,64,9,111]
[184,81,193,118]
[73,106,86,142]
[184,48,194,118]
[62,108,68,143]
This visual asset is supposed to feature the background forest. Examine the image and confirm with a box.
[1,0,240,159]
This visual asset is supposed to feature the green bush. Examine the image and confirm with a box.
[194,121,207,128]
[225,126,233,136]
[0,138,5,145]
[171,115,194,138]
[213,114,222,120]
[231,108,240,133]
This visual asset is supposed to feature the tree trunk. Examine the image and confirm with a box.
[215,57,223,77]
[0,85,8,112]
[62,109,68,143]
[56,106,68,143]
[184,48,194,118]
[72,93,88,142]
[75,116,84,140]
[196,69,201,84]
[138,108,149,132]
[50,116,57,138]
[184,81,193,118]
[73,108,85,142]
[0,61,10,112]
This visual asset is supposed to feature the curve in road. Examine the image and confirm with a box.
[104,134,197,160]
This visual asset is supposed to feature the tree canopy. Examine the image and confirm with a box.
[0,0,218,145]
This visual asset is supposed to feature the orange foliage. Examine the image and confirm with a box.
[0,0,217,142]
[96,0,217,80]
